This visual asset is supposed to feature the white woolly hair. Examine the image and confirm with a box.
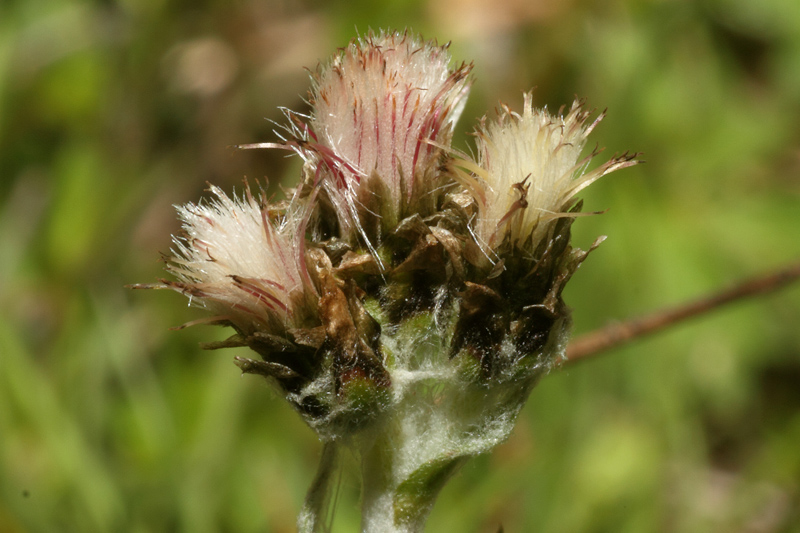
[166,184,316,334]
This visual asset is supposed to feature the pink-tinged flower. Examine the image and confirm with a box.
[162,184,317,335]
[298,30,472,241]
[455,93,638,254]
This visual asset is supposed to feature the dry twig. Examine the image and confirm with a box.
[566,261,800,364]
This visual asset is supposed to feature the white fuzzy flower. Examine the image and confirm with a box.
[456,93,637,253]
[164,185,316,334]
[302,30,472,240]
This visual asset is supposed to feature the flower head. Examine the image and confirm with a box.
[298,30,472,245]
[164,184,317,335]
[455,93,637,255]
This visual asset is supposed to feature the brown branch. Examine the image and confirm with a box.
[565,260,800,364]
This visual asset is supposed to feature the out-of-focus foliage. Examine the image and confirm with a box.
[1,0,799,531]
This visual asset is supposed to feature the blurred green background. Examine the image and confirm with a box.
[2,0,800,531]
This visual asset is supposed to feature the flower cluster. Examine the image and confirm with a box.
[138,30,637,533]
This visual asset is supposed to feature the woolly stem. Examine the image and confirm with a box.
[358,422,468,533]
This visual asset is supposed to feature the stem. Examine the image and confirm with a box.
[566,260,800,363]
[360,432,405,533]
[298,441,340,533]
[358,429,468,533]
